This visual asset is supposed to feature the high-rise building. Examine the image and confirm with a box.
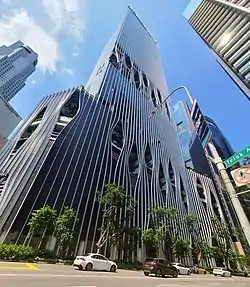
[172,100,238,231]
[0,41,38,102]
[0,97,21,149]
[172,101,195,168]
[204,116,234,160]
[0,8,191,260]
[0,8,225,263]
[184,0,250,101]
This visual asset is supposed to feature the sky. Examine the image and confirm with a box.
[1,0,248,152]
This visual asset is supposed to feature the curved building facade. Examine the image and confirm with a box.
[0,7,222,262]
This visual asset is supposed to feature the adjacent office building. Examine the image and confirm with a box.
[172,100,237,228]
[204,116,234,160]
[0,97,21,149]
[0,41,38,102]
[0,8,225,264]
[172,101,195,168]
[185,0,250,101]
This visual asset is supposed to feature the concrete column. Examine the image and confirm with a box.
[77,240,85,255]
[46,236,57,251]
[137,247,142,262]
[208,142,250,246]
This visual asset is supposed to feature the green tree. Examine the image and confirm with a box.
[211,217,233,269]
[96,183,136,260]
[55,207,78,259]
[149,207,178,260]
[172,237,191,262]
[142,228,157,249]
[28,205,57,249]
[183,214,204,264]
[201,243,213,262]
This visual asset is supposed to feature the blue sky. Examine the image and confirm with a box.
[1,0,248,152]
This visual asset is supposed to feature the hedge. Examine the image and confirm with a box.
[0,244,35,261]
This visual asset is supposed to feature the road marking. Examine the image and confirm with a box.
[25,263,39,270]
[0,262,38,270]
[0,266,31,270]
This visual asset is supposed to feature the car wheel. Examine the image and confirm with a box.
[78,265,83,270]
[110,265,116,272]
[85,263,93,271]
[187,270,191,275]
[156,269,162,277]
[214,274,217,276]
[173,270,178,278]
[144,272,149,276]
[222,273,225,277]
[178,269,180,275]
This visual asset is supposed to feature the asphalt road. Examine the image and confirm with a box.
[0,262,249,287]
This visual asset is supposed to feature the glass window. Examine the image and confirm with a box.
[97,255,107,260]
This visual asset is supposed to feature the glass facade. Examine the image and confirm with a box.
[172,101,196,168]
[0,97,21,148]
[172,100,239,232]
[0,41,38,102]
[204,116,234,160]
[186,0,250,101]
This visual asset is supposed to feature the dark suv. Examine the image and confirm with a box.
[143,258,178,278]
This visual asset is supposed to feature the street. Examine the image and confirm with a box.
[0,263,249,287]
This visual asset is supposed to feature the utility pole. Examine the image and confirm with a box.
[208,142,250,246]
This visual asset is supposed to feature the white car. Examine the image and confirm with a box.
[171,263,191,275]
[213,267,232,277]
[73,253,117,272]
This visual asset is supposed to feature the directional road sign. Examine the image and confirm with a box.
[230,166,250,187]
[224,146,250,168]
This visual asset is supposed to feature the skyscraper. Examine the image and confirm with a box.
[204,116,234,160]
[0,8,224,263]
[172,100,238,232]
[0,97,21,149]
[172,101,195,168]
[0,41,38,102]
[184,0,250,101]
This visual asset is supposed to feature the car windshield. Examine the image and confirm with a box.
[145,258,155,262]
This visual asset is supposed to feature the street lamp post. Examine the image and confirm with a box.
[148,86,194,119]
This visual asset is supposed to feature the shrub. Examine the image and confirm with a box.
[35,249,57,260]
[0,244,35,261]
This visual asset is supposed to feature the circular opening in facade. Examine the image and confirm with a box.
[143,73,148,88]
[125,54,132,69]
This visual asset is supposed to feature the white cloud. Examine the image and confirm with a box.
[0,9,59,74]
[31,80,36,84]
[42,0,85,42]
[2,0,11,5]
[63,68,74,76]
[72,51,80,57]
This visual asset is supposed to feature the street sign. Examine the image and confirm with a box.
[224,146,250,168]
[230,166,250,187]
